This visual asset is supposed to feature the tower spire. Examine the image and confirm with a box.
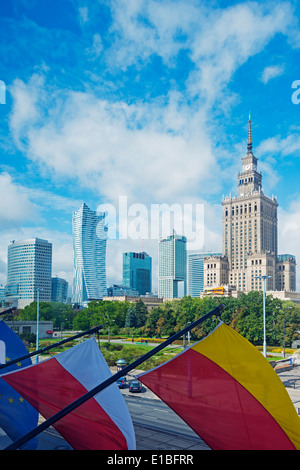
[247,113,252,152]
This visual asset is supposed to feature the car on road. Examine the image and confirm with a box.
[117,376,127,388]
[129,379,142,393]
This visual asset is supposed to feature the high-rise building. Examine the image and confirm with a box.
[188,251,221,297]
[72,203,108,305]
[122,252,152,295]
[51,277,69,303]
[158,232,187,298]
[205,116,296,294]
[5,238,52,309]
[276,255,296,292]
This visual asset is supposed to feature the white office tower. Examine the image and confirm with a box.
[72,203,108,305]
[158,232,187,299]
[6,238,52,309]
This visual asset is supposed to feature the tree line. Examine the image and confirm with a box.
[7,291,300,348]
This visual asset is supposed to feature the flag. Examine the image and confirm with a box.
[0,320,39,449]
[2,336,136,450]
[138,322,300,450]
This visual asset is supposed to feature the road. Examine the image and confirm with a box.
[124,395,210,450]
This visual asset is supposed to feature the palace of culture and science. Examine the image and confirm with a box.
[204,116,297,298]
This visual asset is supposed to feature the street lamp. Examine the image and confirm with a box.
[255,275,272,358]
[283,306,293,358]
[36,288,43,363]
[106,315,115,343]
[183,322,192,348]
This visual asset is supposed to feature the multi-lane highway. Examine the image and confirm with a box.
[124,395,210,450]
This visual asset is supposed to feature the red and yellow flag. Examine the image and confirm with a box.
[138,322,300,450]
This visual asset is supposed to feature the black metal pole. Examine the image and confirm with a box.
[0,307,17,317]
[0,325,104,371]
[4,304,224,450]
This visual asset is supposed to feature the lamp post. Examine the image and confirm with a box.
[283,306,292,358]
[36,288,43,363]
[255,275,272,358]
[283,310,286,358]
[107,316,115,343]
[275,305,292,358]
[183,322,191,348]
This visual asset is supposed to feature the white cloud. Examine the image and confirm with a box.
[7,2,296,209]
[79,6,89,24]
[187,3,292,102]
[9,75,46,146]
[106,0,197,69]
[257,133,300,158]
[9,82,217,206]
[0,172,38,227]
[86,33,103,59]
[260,65,285,84]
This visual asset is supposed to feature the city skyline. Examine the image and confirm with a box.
[1,1,300,292]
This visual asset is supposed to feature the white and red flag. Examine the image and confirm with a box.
[2,337,136,450]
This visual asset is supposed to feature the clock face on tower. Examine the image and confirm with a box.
[245,164,251,171]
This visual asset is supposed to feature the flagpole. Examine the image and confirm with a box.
[0,307,17,317]
[3,304,224,450]
[0,324,104,371]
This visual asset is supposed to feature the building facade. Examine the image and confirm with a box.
[276,255,296,292]
[188,251,221,297]
[72,203,108,305]
[205,116,296,294]
[5,238,52,309]
[107,284,139,297]
[158,232,187,298]
[51,277,69,303]
[4,320,54,339]
[122,252,152,296]
[204,255,229,290]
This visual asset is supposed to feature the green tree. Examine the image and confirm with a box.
[72,310,90,331]
[272,302,300,348]
[125,307,137,328]
[18,301,75,329]
[143,307,162,337]
[135,300,148,328]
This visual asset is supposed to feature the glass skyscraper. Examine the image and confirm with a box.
[6,238,52,309]
[122,252,152,296]
[188,252,222,298]
[72,203,108,305]
[51,277,69,303]
[158,233,187,299]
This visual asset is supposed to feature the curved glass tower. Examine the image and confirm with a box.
[72,203,108,305]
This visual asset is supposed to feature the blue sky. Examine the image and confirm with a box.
[1,0,300,292]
